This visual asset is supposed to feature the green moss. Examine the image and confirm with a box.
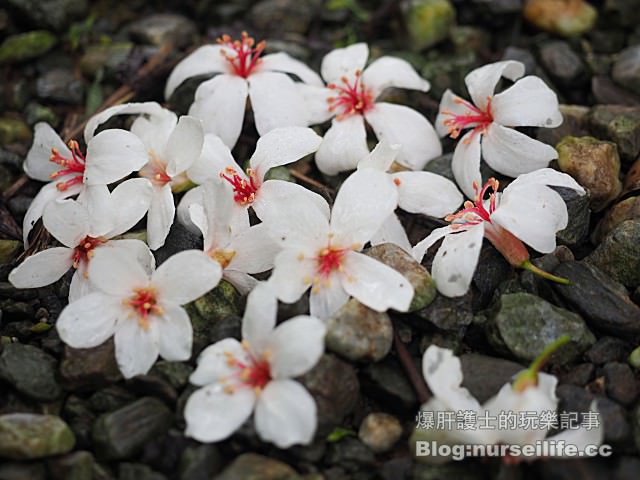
[0,31,57,63]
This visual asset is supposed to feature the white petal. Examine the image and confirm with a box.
[147,184,175,250]
[255,379,317,448]
[76,184,113,237]
[309,279,350,320]
[189,74,248,148]
[435,89,474,137]
[481,123,557,177]
[452,130,483,199]
[492,76,562,128]
[185,385,255,442]
[227,223,280,274]
[370,213,412,253]
[365,102,442,171]
[103,239,156,275]
[491,183,567,253]
[9,247,72,288]
[506,167,585,194]
[268,249,316,303]
[363,56,429,97]
[321,43,369,84]
[411,225,455,263]
[114,317,160,378]
[431,224,484,297]
[69,268,94,302]
[340,251,414,312]
[84,102,168,142]
[260,52,323,86]
[106,178,153,237]
[357,139,400,172]
[23,181,79,247]
[130,108,178,155]
[544,401,603,457]
[248,72,309,136]
[198,180,240,252]
[249,127,321,179]
[223,270,258,295]
[165,45,230,99]
[187,134,237,184]
[56,292,121,348]
[252,179,330,224]
[190,338,249,386]
[297,84,335,125]
[24,123,69,181]
[88,246,150,297]
[392,171,463,217]
[156,303,192,361]
[177,185,205,234]
[315,116,369,175]
[242,282,277,354]
[84,129,149,185]
[42,199,90,247]
[465,60,525,112]
[152,249,222,305]
[165,116,204,177]
[268,316,326,379]
[330,169,398,247]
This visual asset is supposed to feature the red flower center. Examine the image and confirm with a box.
[220,167,259,205]
[127,287,163,330]
[72,236,106,269]
[446,178,499,227]
[218,32,265,79]
[49,140,86,191]
[316,246,347,278]
[441,96,493,141]
[327,70,375,120]
[223,342,272,393]
[139,152,172,186]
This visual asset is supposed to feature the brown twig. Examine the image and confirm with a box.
[3,175,28,201]
[289,169,335,195]
[393,326,431,405]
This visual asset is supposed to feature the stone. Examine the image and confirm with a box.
[150,361,194,390]
[178,444,222,480]
[591,76,640,106]
[415,290,473,332]
[47,451,94,480]
[413,463,486,479]
[536,104,590,147]
[79,43,133,78]
[0,414,75,460]
[404,0,456,51]
[62,396,95,448]
[449,26,490,55]
[0,240,20,264]
[622,157,640,197]
[502,46,538,75]
[215,453,301,480]
[325,437,376,471]
[586,220,640,287]
[559,362,594,386]
[587,105,640,164]
[59,340,122,390]
[603,362,638,406]
[423,153,454,181]
[421,51,477,99]
[486,292,596,364]
[629,346,640,370]
[584,337,630,364]
[0,117,31,145]
[358,413,403,453]
[118,463,167,480]
[0,462,46,480]
[92,397,172,460]
[36,68,84,104]
[5,0,87,31]
[249,0,320,35]
[326,299,393,363]
[88,386,135,412]
[459,353,523,403]
[593,197,640,243]
[554,186,591,245]
[539,41,587,88]
[556,136,621,212]
[523,0,597,36]
[24,102,59,128]
[0,343,62,401]
[361,359,418,411]
[128,14,197,49]
[471,0,522,15]
[612,45,640,96]
[0,31,56,63]
[365,243,436,311]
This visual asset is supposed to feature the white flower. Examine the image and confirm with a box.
[416,344,603,462]
[9,181,152,301]
[412,169,585,297]
[184,283,325,448]
[301,43,442,174]
[22,122,149,247]
[264,168,414,320]
[435,60,563,198]
[164,32,323,149]
[357,140,463,252]
[55,246,222,378]
[189,180,280,294]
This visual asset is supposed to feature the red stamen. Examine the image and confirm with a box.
[49,140,86,191]
[72,236,106,269]
[217,32,265,78]
[219,167,259,205]
[139,153,172,186]
[315,246,347,278]
[445,178,499,226]
[222,343,272,393]
[442,96,493,140]
[327,69,375,120]
[126,287,162,330]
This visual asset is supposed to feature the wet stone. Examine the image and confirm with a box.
[47,450,94,480]
[36,68,85,104]
[554,186,591,245]
[0,31,56,63]
[62,395,95,449]
[128,14,197,49]
[361,359,418,411]
[0,414,75,460]
[404,0,456,51]
[178,444,222,480]
[118,463,167,480]
[612,45,640,96]
[415,290,474,332]
[59,340,122,391]
[539,41,588,89]
[216,453,301,480]
[603,362,638,406]
[588,105,640,164]
[586,220,640,288]
[0,343,61,402]
[584,337,630,364]
[325,437,376,471]
[459,353,523,403]
[358,413,403,454]
[87,386,136,413]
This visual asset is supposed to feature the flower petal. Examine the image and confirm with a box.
[76,184,114,237]
[268,249,316,303]
[187,134,238,184]
[492,76,563,128]
[431,223,484,297]
[177,185,205,234]
[297,84,334,125]
[242,282,277,354]
[315,115,369,175]
[309,278,350,321]
[152,249,222,305]
[227,223,280,274]
[268,316,326,379]
[42,199,90,247]
[365,102,442,171]
[411,225,455,263]
[321,43,369,84]
[363,56,429,97]
[370,213,412,253]
[481,123,557,177]
[165,116,205,177]
[185,385,255,442]
[130,107,178,155]
[465,60,525,112]
[189,74,248,148]
[84,129,149,185]
[506,167,585,194]
[23,181,80,247]
[69,268,94,302]
[104,239,156,275]
[84,101,168,142]
[9,247,72,288]
[392,171,463,217]
[56,292,122,348]
[452,130,482,199]
[190,338,249,386]
[147,184,175,250]
[249,127,321,179]
[252,179,330,224]
[164,45,229,99]
[255,379,317,448]
[24,123,69,181]
[88,246,150,297]
[340,251,414,312]
[106,178,153,237]
[114,317,160,378]
[156,303,192,361]
[357,139,400,172]
[260,52,323,86]
[223,270,258,295]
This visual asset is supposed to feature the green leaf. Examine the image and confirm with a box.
[327,426,356,442]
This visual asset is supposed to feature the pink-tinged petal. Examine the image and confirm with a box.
[431,223,484,297]
[255,379,317,448]
[411,225,456,263]
[481,123,556,178]
[248,72,309,136]
[177,185,205,234]
[340,251,414,312]
[365,102,442,171]
[9,247,72,288]
[152,249,222,305]
[321,43,369,84]
[370,214,412,253]
[156,303,192,362]
[24,123,70,181]
[165,116,204,177]
[268,249,316,303]
[227,223,280,274]
[315,115,369,175]
[435,89,475,138]
[130,107,178,155]
[252,179,330,224]
[492,76,562,128]
[42,199,90,248]
[106,178,153,237]
[114,317,160,378]
[88,246,150,297]
[56,292,122,348]
[268,315,326,378]
[259,52,323,86]
[310,280,350,320]
[103,239,155,275]
[249,127,321,179]
[147,184,175,250]
[187,134,238,184]
[185,385,255,442]
[505,167,585,194]
[23,181,80,247]
[465,60,525,112]
[392,171,463,217]
[357,139,400,172]
[69,268,94,302]
[452,130,482,199]
[84,129,149,185]
[242,282,277,354]
[190,338,250,386]
[297,84,335,125]
[189,74,248,148]
[330,168,398,247]
[223,270,258,295]
[491,183,568,254]
[84,102,168,142]
[363,56,430,97]
[164,45,230,99]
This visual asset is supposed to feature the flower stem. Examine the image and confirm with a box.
[520,259,572,285]
[513,335,571,392]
